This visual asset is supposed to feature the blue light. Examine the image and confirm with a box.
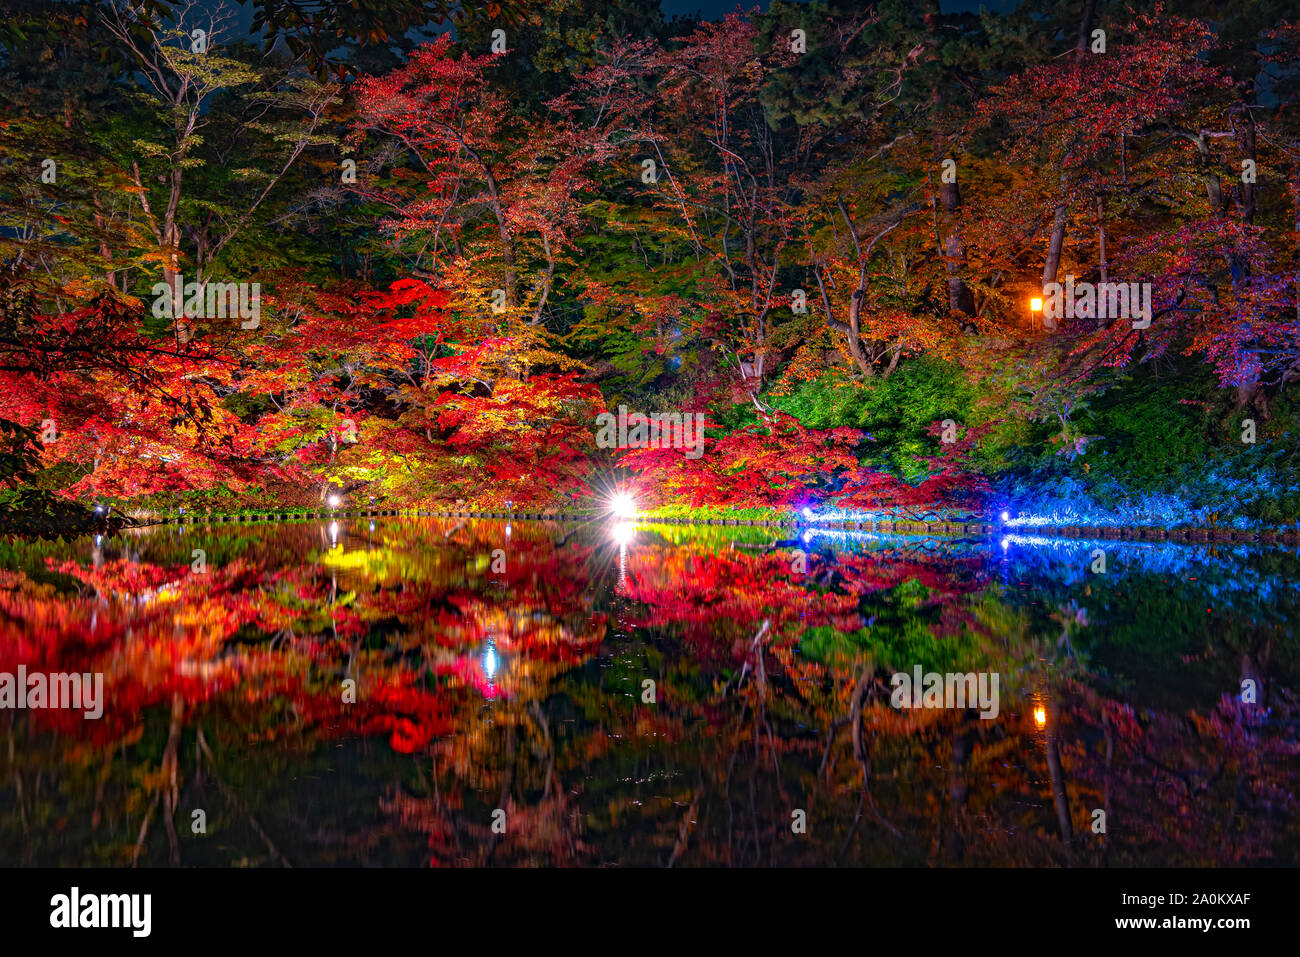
[990,474,1258,530]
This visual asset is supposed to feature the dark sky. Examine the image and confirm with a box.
[662,0,1021,17]
[209,0,1024,38]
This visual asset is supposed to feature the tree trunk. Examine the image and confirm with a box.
[932,93,975,325]
[1042,1,1097,292]
[1233,90,1265,414]
[1045,716,1074,851]
[941,721,973,860]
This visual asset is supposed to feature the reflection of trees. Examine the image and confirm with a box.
[0,519,606,865]
[0,524,1295,865]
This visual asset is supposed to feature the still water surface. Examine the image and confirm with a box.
[2,518,1296,866]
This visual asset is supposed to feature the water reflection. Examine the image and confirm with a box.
[0,519,1296,866]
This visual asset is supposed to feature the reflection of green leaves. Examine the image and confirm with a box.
[802,617,978,673]
[893,578,929,609]
[801,584,1033,686]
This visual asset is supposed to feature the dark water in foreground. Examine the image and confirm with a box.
[1,518,1296,867]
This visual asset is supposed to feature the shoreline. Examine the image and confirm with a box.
[94,508,1300,547]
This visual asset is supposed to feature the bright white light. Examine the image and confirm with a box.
[95,505,105,513]
[1000,510,1010,522]
[329,521,339,541]
[802,507,814,520]
[1001,538,1009,550]
[328,495,342,508]
[482,644,499,682]
[505,523,512,538]
[610,493,636,519]
[611,522,635,546]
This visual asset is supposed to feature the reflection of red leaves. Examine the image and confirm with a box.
[834,549,988,600]
[618,546,857,662]
[3,522,609,760]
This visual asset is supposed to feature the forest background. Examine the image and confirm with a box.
[3,0,1300,529]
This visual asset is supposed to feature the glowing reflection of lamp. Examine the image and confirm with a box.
[329,521,339,543]
[610,492,636,519]
[612,521,634,590]
[1034,705,1047,727]
[481,638,501,699]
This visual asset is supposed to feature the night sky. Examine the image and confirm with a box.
[663,0,1021,18]
[199,0,1027,41]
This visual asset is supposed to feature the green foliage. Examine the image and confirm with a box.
[773,358,977,478]
[988,358,1300,526]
